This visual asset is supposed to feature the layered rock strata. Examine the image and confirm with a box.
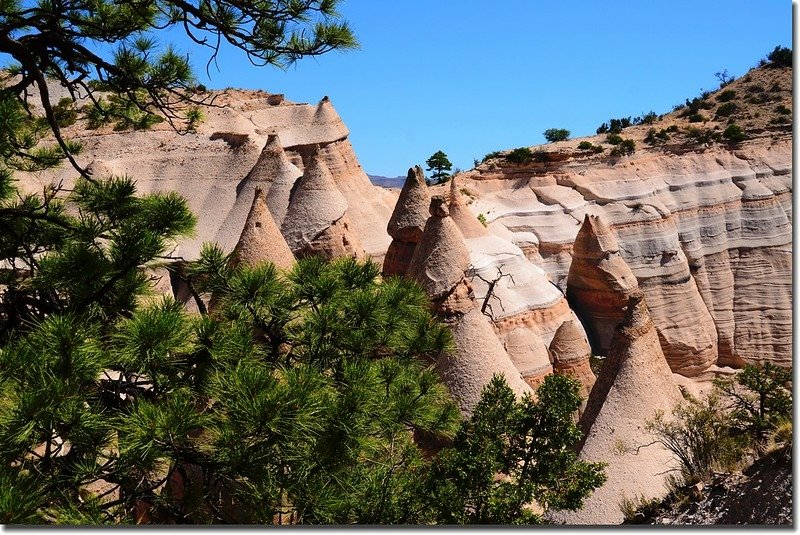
[555,294,683,525]
[383,166,430,276]
[449,176,489,239]
[502,327,552,389]
[461,139,791,372]
[407,196,531,415]
[567,214,640,354]
[281,147,364,260]
[549,319,596,402]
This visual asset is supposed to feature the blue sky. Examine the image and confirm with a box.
[179,1,791,177]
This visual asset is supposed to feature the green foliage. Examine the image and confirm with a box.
[596,117,631,135]
[185,106,205,131]
[722,123,746,142]
[606,133,623,145]
[685,127,721,145]
[423,375,606,524]
[425,150,452,184]
[647,391,747,483]
[505,147,534,164]
[713,363,792,444]
[477,213,488,227]
[609,138,635,157]
[577,141,594,150]
[53,98,78,128]
[687,113,706,123]
[715,102,738,118]
[766,46,792,68]
[633,111,659,125]
[482,151,502,163]
[775,104,791,115]
[644,128,671,145]
[717,90,736,102]
[543,128,570,142]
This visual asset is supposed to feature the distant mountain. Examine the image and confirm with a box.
[368,174,405,189]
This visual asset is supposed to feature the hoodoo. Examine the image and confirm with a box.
[502,327,552,389]
[567,214,639,354]
[230,187,295,270]
[281,146,364,260]
[448,176,489,239]
[237,133,302,227]
[555,293,683,525]
[383,166,430,276]
[549,319,596,402]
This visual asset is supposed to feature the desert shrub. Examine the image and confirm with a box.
[591,145,605,154]
[685,127,720,145]
[645,128,671,145]
[597,117,631,135]
[482,151,502,163]
[532,150,551,163]
[722,123,746,142]
[687,113,706,123]
[714,363,792,445]
[747,84,765,93]
[666,125,679,132]
[715,102,738,117]
[717,90,736,102]
[775,104,791,115]
[606,133,623,145]
[770,115,791,125]
[635,111,658,125]
[505,147,534,164]
[647,392,747,483]
[210,131,250,151]
[577,141,594,150]
[477,213,488,227]
[748,93,770,105]
[596,122,609,134]
[766,45,792,68]
[543,128,570,142]
[609,138,635,157]
[769,82,782,92]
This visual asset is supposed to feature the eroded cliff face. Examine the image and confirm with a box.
[460,138,791,375]
[18,90,396,263]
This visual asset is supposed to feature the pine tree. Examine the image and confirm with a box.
[425,150,453,184]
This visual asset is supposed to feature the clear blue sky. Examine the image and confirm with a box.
[180,0,791,177]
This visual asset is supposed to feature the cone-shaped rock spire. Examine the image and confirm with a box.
[231,187,295,270]
[281,146,364,260]
[449,176,489,239]
[238,133,303,226]
[503,327,552,389]
[383,166,431,277]
[549,319,596,403]
[554,293,683,525]
[406,196,471,300]
[567,214,639,354]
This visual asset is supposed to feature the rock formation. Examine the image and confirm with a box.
[448,176,489,238]
[502,327,552,389]
[383,166,430,276]
[230,187,295,269]
[549,319,596,402]
[407,196,532,415]
[567,214,639,354]
[281,146,364,260]
[554,293,683,525]
[236,133,302,227]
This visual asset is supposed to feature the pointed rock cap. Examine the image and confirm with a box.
[573,214,620,260]
[560,291,683,525]
[239,133,302,226]
[314,95,342,123]
[448,176,489,238]
[231,187,295,270]
[281,146,349,252]
[549,319,591,367]
[439,308,533,416]
[407,195,471,300]
[504,327,552,379]
[387,166,431,242]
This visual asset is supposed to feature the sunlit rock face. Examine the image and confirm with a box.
[458,138,791,374]
[383,166,430,277]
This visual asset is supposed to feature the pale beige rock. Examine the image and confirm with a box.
[567,214,639,354]
[503,327,552,388]
[281,146,364,260]
[439,307,533,416]
[549,319,596,400]
[449,176,489,238]
[231,187,295,269]
[555,294,683,525]
[407,197,471,300]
